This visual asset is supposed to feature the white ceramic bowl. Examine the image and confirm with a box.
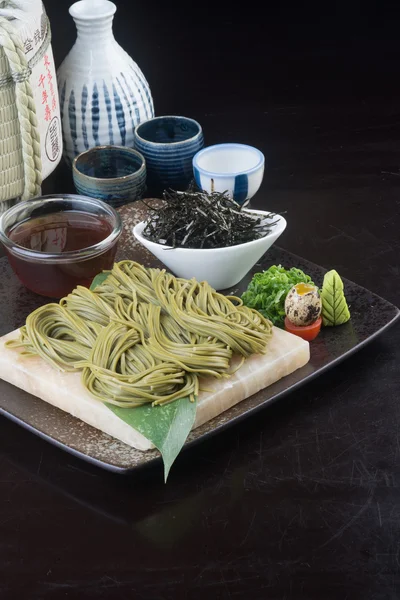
[192,143,265,206]
[133,210,287,290]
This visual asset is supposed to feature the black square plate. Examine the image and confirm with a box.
[0,246,398,474]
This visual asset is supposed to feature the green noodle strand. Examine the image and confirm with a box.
[7,261,273,407]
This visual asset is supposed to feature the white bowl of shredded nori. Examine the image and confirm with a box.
[133,190,287,290]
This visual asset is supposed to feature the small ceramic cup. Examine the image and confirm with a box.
[193,143,265,206]
[133,115,204,196]
[72,145,147,207]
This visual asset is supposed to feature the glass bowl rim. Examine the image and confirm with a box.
[0,194,122,264]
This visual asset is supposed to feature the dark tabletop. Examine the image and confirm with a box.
[1,1,400,599]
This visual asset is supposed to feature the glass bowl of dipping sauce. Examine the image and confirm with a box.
[0,194,122,298]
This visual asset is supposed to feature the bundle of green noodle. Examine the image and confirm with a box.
[7,261,273,408]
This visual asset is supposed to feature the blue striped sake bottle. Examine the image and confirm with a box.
[57,0,154,166]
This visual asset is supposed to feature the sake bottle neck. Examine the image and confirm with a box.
[70,0,117,44]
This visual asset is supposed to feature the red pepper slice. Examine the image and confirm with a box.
[284,316,322,341]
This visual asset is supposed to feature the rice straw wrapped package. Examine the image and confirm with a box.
[0,0,62,211]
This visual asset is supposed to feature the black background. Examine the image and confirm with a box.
[1,1,400,599]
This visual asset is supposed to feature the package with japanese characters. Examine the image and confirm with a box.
[0,0,62,207]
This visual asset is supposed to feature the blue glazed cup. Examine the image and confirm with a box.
[72,145,147,208]
[193,143,265,206]
[133,115,204,196]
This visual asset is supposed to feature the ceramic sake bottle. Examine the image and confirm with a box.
[57,0,154,165]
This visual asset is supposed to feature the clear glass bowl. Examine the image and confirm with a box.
[0,194,122,298]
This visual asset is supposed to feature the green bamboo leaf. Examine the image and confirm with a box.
[106,399,197,482]
[90,270,197,481]
[90,271,111,290]
[321,270,351,326]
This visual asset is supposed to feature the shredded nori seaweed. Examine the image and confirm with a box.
[142,189,280,249]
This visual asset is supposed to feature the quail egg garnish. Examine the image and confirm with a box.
[284,283,322,326]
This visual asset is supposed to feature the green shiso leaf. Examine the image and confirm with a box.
[90,271,197,481]
[106,399,196,482]
[241,265,315,327]
[321,269,351,326]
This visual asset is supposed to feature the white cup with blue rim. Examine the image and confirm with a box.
[192,143,265,206]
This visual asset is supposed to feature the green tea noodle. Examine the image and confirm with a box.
[7,304,100,371]
[7,261,273,407]
[81,323,198,407]
[61,286,116,326]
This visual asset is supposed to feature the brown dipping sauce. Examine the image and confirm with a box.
[6,211,117,298]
